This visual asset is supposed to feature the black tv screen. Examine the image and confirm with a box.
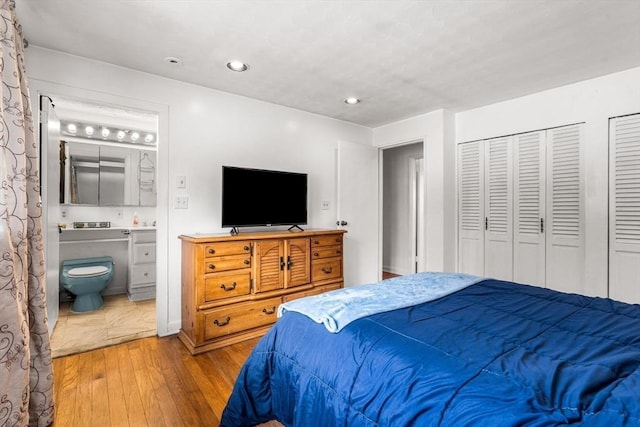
[221,166,308,228]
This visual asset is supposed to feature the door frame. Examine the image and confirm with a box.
[30,79,170,336]
[379,140,425,277]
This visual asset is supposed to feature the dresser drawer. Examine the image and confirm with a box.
[311,235,343,248]
[130,264,156,285]
[201,272,251,303]
[312,258,342,281]
[203,241,251,258]
[133,243,156,264]
[203,297,280,340]
[283,282,342,303]
[311,245,342,259]
[204,254,251,273]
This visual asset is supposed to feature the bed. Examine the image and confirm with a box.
[220,273,640,426]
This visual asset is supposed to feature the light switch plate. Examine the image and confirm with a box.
[176,175,187,189]
[175,195,189,209]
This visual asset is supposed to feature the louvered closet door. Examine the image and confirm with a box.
[513,131,546,286]
[458,141,484,276]
[483,137,513,281]
[545,124,585,293]
[609,114,640,304]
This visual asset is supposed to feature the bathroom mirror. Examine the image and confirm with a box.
[61,140,157,206]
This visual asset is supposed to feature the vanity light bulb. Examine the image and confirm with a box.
[101,127,110,138]
[117,130,125,140]
[131,132,140,142]
[144,134,154,143]
[85,126,94,136]
[67,123,77,134]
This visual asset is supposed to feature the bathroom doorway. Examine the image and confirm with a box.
[39,93,160,357]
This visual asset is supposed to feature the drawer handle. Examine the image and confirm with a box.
[243,245,250,251]
[322,267,333,274]
[213,316,231,327]
[208,264,215,270]
[208,248,215,255]
[336,250,341,254]
[335,238,340,242]
[313,240,319,244]
[262,306,276,315]
[313,252,319,257]
[220,282,237,291]
[243,259,250,265]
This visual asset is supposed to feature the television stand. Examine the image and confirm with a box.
[229,227,240,236]
[288,224,304,232]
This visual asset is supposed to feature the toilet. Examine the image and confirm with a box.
[60,257,114,312]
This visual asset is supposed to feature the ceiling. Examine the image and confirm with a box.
[17,0,640,128]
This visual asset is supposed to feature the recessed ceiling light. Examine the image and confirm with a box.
[226,60,249,72]
[164,56,183,66]
[344,97,361,105]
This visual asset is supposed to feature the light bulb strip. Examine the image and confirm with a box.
[61,119,156,146]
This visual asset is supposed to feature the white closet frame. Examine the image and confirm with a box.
[609,113,640,304]
[458,124,585,291]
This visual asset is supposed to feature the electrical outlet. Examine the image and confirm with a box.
[175,195,189,209]
[321,200,330,210]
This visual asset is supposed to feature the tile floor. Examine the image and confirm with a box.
[50,294,156,358]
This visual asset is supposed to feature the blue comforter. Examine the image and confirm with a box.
[221,279,640,426]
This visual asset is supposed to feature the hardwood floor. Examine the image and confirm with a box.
[52,335,261,426]
[382,271,401,280]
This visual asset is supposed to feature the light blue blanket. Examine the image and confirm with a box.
[277,272,485,332]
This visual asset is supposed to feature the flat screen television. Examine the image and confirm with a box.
[221,166,307,232]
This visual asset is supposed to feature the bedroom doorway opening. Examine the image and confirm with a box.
[382,141,424,279]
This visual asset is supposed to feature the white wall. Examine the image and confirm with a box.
[373,109,457,273]
[27,47,372,336]
[383,142,423,275]
[456,67,640,298]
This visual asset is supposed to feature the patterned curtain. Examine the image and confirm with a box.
[0,1,55,426]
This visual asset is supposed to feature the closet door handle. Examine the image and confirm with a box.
[485,217,488,231]
[279,257,285,270]
[286,256,291,270]
[540,218,544,233]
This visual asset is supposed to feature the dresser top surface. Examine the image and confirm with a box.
[179,228,346,243]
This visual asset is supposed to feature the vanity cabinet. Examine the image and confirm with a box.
[178,229,345,355]
[127,229,156,301]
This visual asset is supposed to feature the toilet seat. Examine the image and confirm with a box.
[68,265,109,278]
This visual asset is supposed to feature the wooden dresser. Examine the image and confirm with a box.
[178,229,346,355]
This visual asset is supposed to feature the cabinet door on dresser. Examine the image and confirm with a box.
[253,240,285,292]
[254,238,310,292]
[285,238,311,287]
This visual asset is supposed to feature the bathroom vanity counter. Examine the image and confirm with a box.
[59,227,156,300]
